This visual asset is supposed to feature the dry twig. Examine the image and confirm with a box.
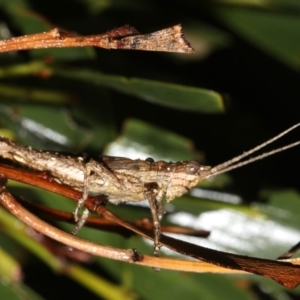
[0,24,194,53]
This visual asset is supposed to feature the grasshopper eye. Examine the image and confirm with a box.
[146,157,154,163]
[185,161,200,174]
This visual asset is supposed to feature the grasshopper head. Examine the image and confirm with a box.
[164,161,212,202]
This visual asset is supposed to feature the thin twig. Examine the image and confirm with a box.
[0,188,135,262]
[20,198,210,238]
[0,186,242,274]
[0,24,194,53]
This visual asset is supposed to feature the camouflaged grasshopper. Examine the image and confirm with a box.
[0,123,300,254]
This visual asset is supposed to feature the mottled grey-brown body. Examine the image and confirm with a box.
[0,137,211,204]
[0,137,213,254]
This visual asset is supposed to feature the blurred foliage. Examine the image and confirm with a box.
[0,0,300,299]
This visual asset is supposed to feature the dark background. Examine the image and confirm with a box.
[1,1,300,299]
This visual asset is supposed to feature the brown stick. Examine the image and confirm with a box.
[0,24,194,53]
[0,185,241,274]
[20,198,210,238]
[0,188,137,262]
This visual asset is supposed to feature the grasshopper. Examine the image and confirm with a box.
[0,123,300,255]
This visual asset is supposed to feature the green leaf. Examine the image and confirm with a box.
[0,281,43,300]
[0,205,62,272]
[216,7,300,70]
[182,21,233,60]
[105,118,202,161]
[56,68,225,113]
[0,84,70,104]
[0,62,224,113]
[129,267,254,300]
[0,247,21,282]
[0,103,116,151]
[259,189,300,229]
[215,0,300,9]
[76,0,112,14]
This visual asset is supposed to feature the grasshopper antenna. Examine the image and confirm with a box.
[202,123,300,179]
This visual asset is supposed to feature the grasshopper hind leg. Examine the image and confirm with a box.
[72,161,92,235]
[144,182,165,257]
[72,207,90,235]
